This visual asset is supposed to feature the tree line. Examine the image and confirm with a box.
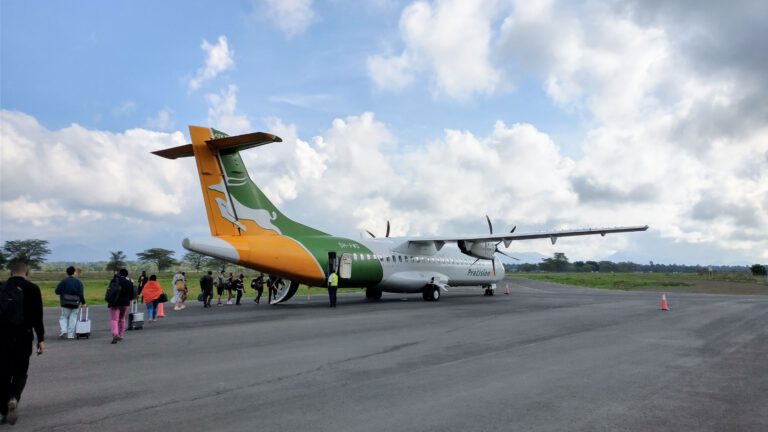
[503,252,767,276]
[0,239,227,273]
[2,239,767,276]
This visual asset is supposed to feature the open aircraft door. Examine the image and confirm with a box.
[339,253,353,279]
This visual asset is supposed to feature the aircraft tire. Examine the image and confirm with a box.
[422,287,432,301]
[366,287,382,300]
[431,285,440,301]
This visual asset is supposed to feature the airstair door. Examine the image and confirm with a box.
[328,251,337,274]
[339,253,353,279]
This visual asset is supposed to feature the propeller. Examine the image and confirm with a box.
[484,215,520,275]
[366,220,391,238]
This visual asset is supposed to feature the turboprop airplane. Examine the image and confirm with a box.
[153,126,648,304]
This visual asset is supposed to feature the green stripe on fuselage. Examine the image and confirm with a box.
[297,236,384,288]
[218,145,383,287]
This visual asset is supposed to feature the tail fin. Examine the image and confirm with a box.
[153,126,326,238]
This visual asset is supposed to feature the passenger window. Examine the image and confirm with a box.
[386,257,390,262]
[398,256,403,262]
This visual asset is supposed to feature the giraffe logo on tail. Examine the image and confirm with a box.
[208,180,282,235]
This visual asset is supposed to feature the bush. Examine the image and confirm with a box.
[750,264,767,276]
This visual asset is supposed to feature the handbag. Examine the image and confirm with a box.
[157,292,169,303]
[61,293,80,307]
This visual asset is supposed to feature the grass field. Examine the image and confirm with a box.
[512,272,768,295]
[18,269,768,306]
[24,270,357,307]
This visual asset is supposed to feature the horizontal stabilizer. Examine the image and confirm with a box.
[152,144,194,159]
[152,130,282,159]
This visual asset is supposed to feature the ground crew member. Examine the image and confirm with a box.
[327,271,339,308]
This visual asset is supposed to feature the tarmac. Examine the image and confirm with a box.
[14,277,768,431]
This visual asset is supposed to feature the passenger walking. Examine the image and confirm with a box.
[141,275,164,322]
[136,270,148,301]
[251,273,264,304]
[200,271,214,308]
[107,269,136,344]
[233,274,245,305]
[171,271,187,310]
[54,266,86,339]
[225,273,234,305]
[267,275,279,304]
[214,271,225,306]
[327,270,339,307]
[0,261,45,426]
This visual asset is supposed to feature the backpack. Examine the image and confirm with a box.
[0,280,24,326]
[105,277,121,305]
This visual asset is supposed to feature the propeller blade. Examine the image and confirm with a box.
[492,257,496,276]
[510,226,516,233]
[471,258,480,266]
[366,230,376,238]
[496,249,520,261]
[386,220,390,238]
[485,214,493,234]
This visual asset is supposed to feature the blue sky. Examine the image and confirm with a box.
[2,0,767,265]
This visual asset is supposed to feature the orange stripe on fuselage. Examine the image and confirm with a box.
[189,126,241,237]
[218,235,325,285]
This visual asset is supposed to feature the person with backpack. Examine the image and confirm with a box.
[106,269,136,344]
[54,266,86,339]
[233,274,245,305]
[200,271,214,308]
[251,273,264,304]
[0,261,45,426]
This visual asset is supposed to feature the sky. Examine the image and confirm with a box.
[1,0,767,265]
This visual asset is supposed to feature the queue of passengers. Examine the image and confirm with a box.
[54,268,289,341]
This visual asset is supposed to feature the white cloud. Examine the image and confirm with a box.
[494,0,768,257]
[145,108,174,130]
[205,85,251,134]
[188,35,235,92]
[112,100,137,117]
[368,0,503,99]
[368,52,414,91]
[260,0,316,38]
[0,110,199,239]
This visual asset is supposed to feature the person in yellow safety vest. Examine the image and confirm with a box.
[327,271,339,308]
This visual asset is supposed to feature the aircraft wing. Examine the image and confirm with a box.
[394,225,649,251]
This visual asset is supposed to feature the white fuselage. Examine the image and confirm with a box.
[356,238,504,293]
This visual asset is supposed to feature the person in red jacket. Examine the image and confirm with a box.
[141,275,164,323]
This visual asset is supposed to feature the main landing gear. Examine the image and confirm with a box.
[422,284,441,302]
[365,287,383,300]
[483,285,494,296]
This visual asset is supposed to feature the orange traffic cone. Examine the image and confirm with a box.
[504,284,510,295]
[661,293,669,311]
[157,302,166,317]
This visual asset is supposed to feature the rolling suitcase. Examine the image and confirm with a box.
[75,306,91,339]
[127,300,144,330]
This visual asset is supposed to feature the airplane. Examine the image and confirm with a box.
[153,126,648,304]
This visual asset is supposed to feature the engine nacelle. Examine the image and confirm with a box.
[457,240,496,260]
